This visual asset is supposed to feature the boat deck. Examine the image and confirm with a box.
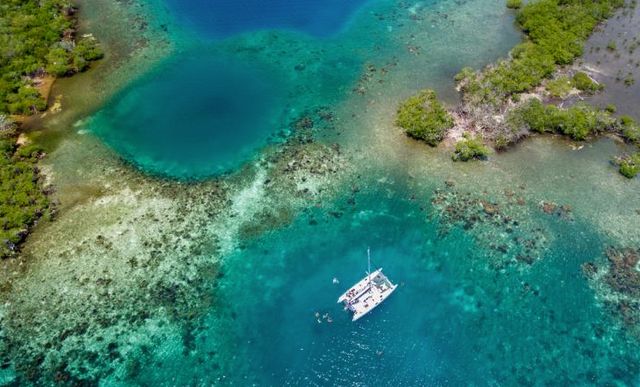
[337,269,397,321]
[337,269,382,303]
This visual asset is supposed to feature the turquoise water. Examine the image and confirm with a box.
[89,0,639,384]
[6,0,640,384]
[86,0,518,180]
[87,0,377,179]
[90,53,286,179]
[132,183,640,385]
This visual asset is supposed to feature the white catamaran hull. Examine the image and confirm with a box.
[338,268,397,321]
[337,269,382,304]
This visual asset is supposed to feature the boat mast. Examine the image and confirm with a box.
[367,247,371,287]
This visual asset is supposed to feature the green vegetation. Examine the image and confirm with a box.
[396,89,454,146]
[617,153,640,178]
[620,115,640,143]
[511,101,640,178]
[0,0,103,114]
[506,0,523,9]
[624,75,635,86]
[605,103,617,113]
[511,99,616,140]
[0,116,49,258]
[452,133,491,161]
[512,100,640,144]
[456,0,623,105]
[544,72,602,97]
[452,0,635,178]
[545,76,573,97]
[5,87,47,116]
[0,1,98,256]
[572,72,604,93]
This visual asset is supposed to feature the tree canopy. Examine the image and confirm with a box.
[0,0,103,114]
[396,89,454,146]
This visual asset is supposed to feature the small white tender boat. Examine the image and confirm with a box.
[337,248,397,321]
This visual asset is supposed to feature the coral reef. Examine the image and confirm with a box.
[429,183,550,269]
[583,247,640,338]
[0,111,349,383]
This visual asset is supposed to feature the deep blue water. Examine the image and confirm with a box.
[89,0,374,179]
[164,0,371,38]
[90,54,285,179]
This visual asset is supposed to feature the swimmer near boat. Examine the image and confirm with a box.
[337,248,398,321]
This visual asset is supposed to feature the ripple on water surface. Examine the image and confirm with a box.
[90,53,285,180]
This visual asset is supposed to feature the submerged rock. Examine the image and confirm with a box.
[583,247,640,338]
[539,201,573,221]
[541,201,557,214]
[429,183,550,269]
[604,247,640,297]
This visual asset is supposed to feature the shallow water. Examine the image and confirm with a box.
[581,4,640,119]
[85,0,520,180]
[2,0,640,385]
[83,0,377,179]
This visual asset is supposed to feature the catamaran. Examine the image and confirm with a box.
[337,248,397,321]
